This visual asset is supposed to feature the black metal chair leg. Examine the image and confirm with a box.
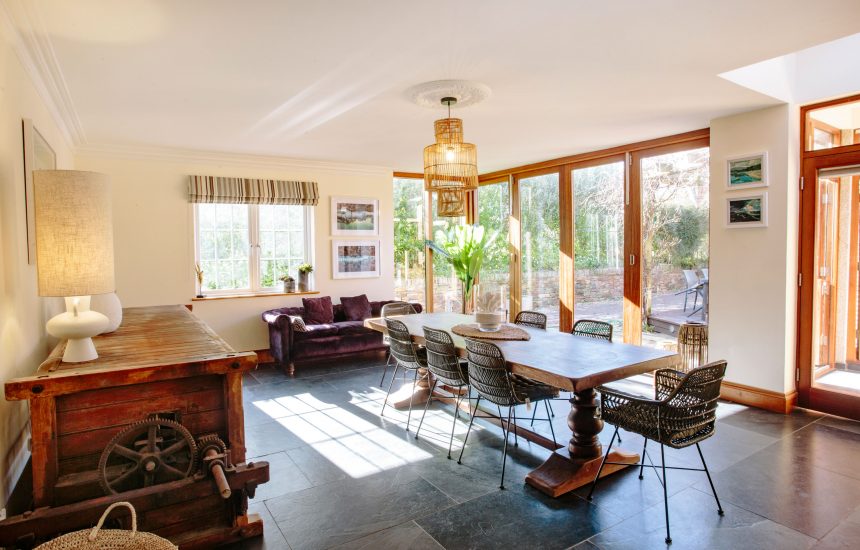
[380,363,400,417]
[639,438,648,479]
[405,368,418,432]
[512,406,518,447]
[415,378,438,440]
[457,396,481,464]
[661,443,671,544]
[500,406,513,490]
[586,426,618,501]
[696,443,724,516]
[544,400,557,446]
[380,351,394,386]
[529,402,539,426]
[447,393,462,459]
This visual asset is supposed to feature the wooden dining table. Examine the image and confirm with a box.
[366,312,679,497]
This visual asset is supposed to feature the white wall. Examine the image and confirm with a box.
[709,104,799,394]
[0,22,75,506]
[74,151,394,351]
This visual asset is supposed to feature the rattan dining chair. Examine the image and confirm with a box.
[587,360,728,544]
[677,322,708,373]
[416,327,471,459]
[380,302,418,386]
[381,318,428,432]
[513,310,547,329]
[458,338,558,489]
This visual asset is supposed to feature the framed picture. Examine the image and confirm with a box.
[726,152,767,190]
[332,239,380,279]
[331,196,379,236]
[726,193,767,228]
[23,119,57,264]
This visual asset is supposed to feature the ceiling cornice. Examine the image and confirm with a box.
[75,143,394,177]
[0,0,85,148]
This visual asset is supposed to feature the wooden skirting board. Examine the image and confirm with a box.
[720,380,797,414]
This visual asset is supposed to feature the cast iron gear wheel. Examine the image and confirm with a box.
[98,418,198,495]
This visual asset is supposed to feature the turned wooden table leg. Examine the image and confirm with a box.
[568,388,603,459]
[389,367,434,410]
[525,387,639,498]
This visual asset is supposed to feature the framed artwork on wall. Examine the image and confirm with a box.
[332,239,381,279]
[23,118,57,264]
[726,192,767,228]
[331,196,379,236]
[726,152,767,190]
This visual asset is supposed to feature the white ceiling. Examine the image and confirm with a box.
[7,0,860,172]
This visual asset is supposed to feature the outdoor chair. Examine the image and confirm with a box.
[380,301,418,386]
[381,318,428,432]
[514,310,547,329]
[416,327,471,459]
[458,338,558,489]
[678,269,703,312]
[588,360,728,544]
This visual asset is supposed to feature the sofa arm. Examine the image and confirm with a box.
[263,313,294,367]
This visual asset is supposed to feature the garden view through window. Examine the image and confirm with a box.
[196,203,310,293]
[393,177,426,306]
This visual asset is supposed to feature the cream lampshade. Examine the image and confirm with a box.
[34,170,115,362]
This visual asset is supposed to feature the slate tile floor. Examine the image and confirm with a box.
[229,354,860,550]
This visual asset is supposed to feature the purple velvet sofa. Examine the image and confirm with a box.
[262,297,422,375]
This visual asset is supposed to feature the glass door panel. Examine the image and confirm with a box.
[812,167,860,397]
[431,193,465,312]
[519,172,560,327]
[573,161,624,334]
[478,181,511,317]
[393,177,426,306]
[640,147,709,350]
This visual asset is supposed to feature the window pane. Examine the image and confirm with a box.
[198,204,250,291]
[258,205,306,288]
[393,178,426,306]
[640,147,709,349]
[573,162,624,333]
[478,182,510,316]
[806,99,860,151]
[432,196,464,313]
[520,173,560,327]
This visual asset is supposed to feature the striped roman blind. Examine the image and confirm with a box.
[188,175,319,206]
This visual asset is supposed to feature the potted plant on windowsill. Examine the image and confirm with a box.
[297,263,313,292]
[280,274,296,293]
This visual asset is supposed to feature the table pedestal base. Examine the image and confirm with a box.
[525,448,640,498]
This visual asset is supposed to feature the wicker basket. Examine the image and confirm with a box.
[35,502,177,550]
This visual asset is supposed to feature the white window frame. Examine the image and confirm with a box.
[193,203,314,296]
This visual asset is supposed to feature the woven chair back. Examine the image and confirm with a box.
[677,323,708,373]
[385,318,422,370]
[422,327,468,387]
[572,319,613,341]
[659,360,726,447]
[465,338,516,406]
[381,301,417,317]
[514,310,547,330]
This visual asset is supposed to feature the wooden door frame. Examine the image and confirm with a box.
[796,149,860,419]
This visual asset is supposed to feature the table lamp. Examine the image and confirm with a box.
[34,170,115,362]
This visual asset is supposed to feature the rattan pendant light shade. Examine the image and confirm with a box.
[423,98,478,192]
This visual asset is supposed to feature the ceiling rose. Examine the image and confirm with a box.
[406,80,492,109]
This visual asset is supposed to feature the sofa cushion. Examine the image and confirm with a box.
[333,320,372,336]
[289,315,308,332]
[302,296,334,324]
[340,294,372,321]
[294,323,339,340]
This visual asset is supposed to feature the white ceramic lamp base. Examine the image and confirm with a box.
[46,296,109,362]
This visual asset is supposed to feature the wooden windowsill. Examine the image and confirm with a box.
[192,290,320,302]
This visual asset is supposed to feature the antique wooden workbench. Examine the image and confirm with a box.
[0,305,269,549]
